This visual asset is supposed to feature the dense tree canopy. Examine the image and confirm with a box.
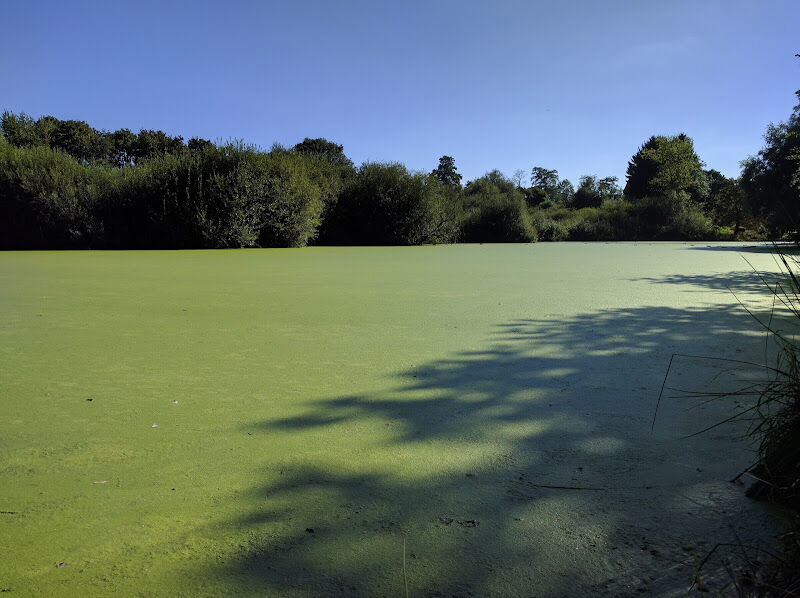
[431,155,462,187]
[624,134,709,204]
[740,92,800,235]
[2,100,797,249]
[0,111,200,167]
[572,176,604,208]
[461,171,535,242]
[292,137,354,169]
[320,162,456,245]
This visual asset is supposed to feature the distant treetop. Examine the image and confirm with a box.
[292,137,354,168]
[431,155,463,187]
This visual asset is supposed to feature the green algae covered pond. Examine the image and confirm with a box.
[0,243,790,596]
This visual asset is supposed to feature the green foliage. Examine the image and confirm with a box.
[625,134,709,204]
[321,162,457,245]
[569,176,621,209]
[528,166,561,204]
[0,139,325,249]
[460,196,536,243]
[187,137,214,153]
[597,176,621,201]
[0,111,188,166]
[460,171,535,243]
[0,137,107,248]
[555,179,575,204]
[0,112,41,148]
[524,186,548,208]
[657,203,714,240]
[532,193,716,242]
[134,129,185,162]
[431,155,462,187]
[256,150,326,248]
[530,166,558,191]
[572,175,603,208]
[526,167,577,206]
[740,92,800,236]
[108,128,137,167]
[290,138,357,244]
[121,144,324,248]
[292,137,354,169]
[529,209,569,241]
[703,170,752,235]
[0,109,774,248]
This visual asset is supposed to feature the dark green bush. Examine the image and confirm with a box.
[320,162,457,245]
[0,139,107,248]
[119,144,324,248]
[0,140,326,249]
[460,195,536,243]
[530,209,569,241]
[458,172,536,243]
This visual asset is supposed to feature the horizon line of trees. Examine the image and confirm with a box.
[1,94,798,249]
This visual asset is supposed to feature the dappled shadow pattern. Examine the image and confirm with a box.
[634,269,790,295]
[202,302,786,596]
[683,243,798,254]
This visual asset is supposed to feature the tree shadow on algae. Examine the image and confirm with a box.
[205,296,785,596]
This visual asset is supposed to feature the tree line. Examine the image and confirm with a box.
[1,94,798,249]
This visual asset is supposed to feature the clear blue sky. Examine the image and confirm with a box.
[2,0,798,185]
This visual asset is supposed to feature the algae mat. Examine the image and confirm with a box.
[0,244,788,596]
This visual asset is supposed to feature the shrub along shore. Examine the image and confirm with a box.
[1,97,798,249]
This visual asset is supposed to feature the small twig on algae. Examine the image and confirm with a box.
[525,482,658,491]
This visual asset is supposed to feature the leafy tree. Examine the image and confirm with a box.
[701,169,749,234]
[109,143,324,248]
[257,149,326,248]
[623,136,659,198]
[530,166,558,190]
[109,128,137,167]
[187,137,213,152]
[597,176,622,201]
[1,113,194,167]
[461,171,535,242]
[524,186,548,207]
[555,179,575,204]
[0,138,106,248]
[530,166,567,204]
[51,119,98,163]
[32,116,60,147]
[290,139,357,245]
[1,113,114,164]
[484,169,512,188]
[740,91,800,235]
[322,162,456,245]
[573,176,603,208]
[712,179,749,235]
[0,112,40,147]
[133,129,184,162]
[570,175,621,208]
[431,155,462,187]
[624,134,709,204]
[293,137,354,168]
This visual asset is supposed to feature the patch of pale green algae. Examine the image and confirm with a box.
[0,243,788,596]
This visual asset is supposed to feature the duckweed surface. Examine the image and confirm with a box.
[0,243,788,596]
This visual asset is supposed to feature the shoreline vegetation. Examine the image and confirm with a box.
[1,92,797,250]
